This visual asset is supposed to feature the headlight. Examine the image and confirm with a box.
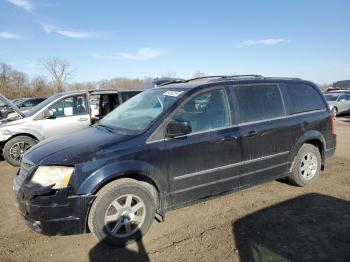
[31,166,74,189]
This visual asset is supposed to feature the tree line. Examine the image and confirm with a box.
[0,58,154,99]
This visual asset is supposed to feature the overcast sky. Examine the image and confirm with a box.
[0,0,349,84]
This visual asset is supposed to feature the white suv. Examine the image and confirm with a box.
[0,90,140,166]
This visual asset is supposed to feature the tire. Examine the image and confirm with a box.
[3,136,37,167]
[332,107,338,117]
[88,179,155,247]
[288,144,321,187]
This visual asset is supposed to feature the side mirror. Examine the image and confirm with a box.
[166,119,192,138]
[340,99,345,103]
[43,109,56,119]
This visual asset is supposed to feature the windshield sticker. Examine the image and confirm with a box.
[163,91,184,97]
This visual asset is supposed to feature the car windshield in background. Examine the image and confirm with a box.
[13,99,25,106]
[99,89,186,133]
[324,94,339,102]
[24,94,60,117]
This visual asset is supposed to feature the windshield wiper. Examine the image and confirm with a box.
[96,124,115,132]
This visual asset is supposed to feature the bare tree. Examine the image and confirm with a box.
[0,63,12,95]
[31,76,53,97]
[41,57,72,92]
[10,70,28,97]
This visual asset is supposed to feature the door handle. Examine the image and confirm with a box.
[78,118,88,121]
[218,135,238,143]
[244,130,258,137]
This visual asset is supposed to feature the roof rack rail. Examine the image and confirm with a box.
[265,77,301,81]
[157,79,186,86]
[158,74,269,86]
[158,76,227,86]
[226,74,263,79]
[185,75,228,82]
[187,75,264,82]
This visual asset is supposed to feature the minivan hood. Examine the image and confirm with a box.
[25,126,133,165]
[0,95,24,119]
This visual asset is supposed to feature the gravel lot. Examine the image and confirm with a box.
[0,117,349,262]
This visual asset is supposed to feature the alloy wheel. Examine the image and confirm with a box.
[9,141,32,161]
[299,152,318,180]
[104,194,146,238]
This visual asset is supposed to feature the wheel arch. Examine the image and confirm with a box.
[5,133,40,143]
[289,131,326,170]
[76,160,167,221]
[84,173,165,233]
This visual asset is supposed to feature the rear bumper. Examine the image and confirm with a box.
[325,134,336,159]
[325,147,336,159]
[14,183,94,236]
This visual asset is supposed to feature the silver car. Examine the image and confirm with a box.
[324,91,350,117]
[0,90,140,166]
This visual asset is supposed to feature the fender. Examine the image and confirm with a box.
[75,160,164,195]
[288,130,326,167]
[3,126,45,143]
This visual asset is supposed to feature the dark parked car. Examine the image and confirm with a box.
[0,97,46,119]
[13,75,336,246]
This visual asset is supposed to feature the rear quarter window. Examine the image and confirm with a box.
[234,84,285,123]
[283,83,325,114]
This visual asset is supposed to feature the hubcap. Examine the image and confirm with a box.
[104,194,146,238]
[9,141,32,162]
[299,152,318,180]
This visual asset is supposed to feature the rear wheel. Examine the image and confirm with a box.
[3,136,37,167]
[288,144,321,187]
[88,179,155,247]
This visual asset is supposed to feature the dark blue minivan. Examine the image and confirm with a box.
[13,75,336,246]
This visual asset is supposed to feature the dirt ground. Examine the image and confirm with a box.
[0,117,349,262]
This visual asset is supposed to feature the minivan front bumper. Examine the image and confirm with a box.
[14,181,94,235]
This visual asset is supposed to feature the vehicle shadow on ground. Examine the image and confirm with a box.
[232,193,350,262]
[89,229,149,262]
[339,114,350,122]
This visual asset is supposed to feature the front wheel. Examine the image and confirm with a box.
[288,144,321,187]
[3,136,37,167]
[88,179,155,247]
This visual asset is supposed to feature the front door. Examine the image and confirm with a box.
[164,87,242,207]
[39,94,91,139]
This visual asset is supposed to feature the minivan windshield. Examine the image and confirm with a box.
[324,94,340,102]
[99,88,186,133]
[24,94,60,117]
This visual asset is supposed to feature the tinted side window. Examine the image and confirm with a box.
[172,88,231,133]
[284,83,325,114]
[23,100,35,107]
[234,85,284,123]
[121,91,140,102]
